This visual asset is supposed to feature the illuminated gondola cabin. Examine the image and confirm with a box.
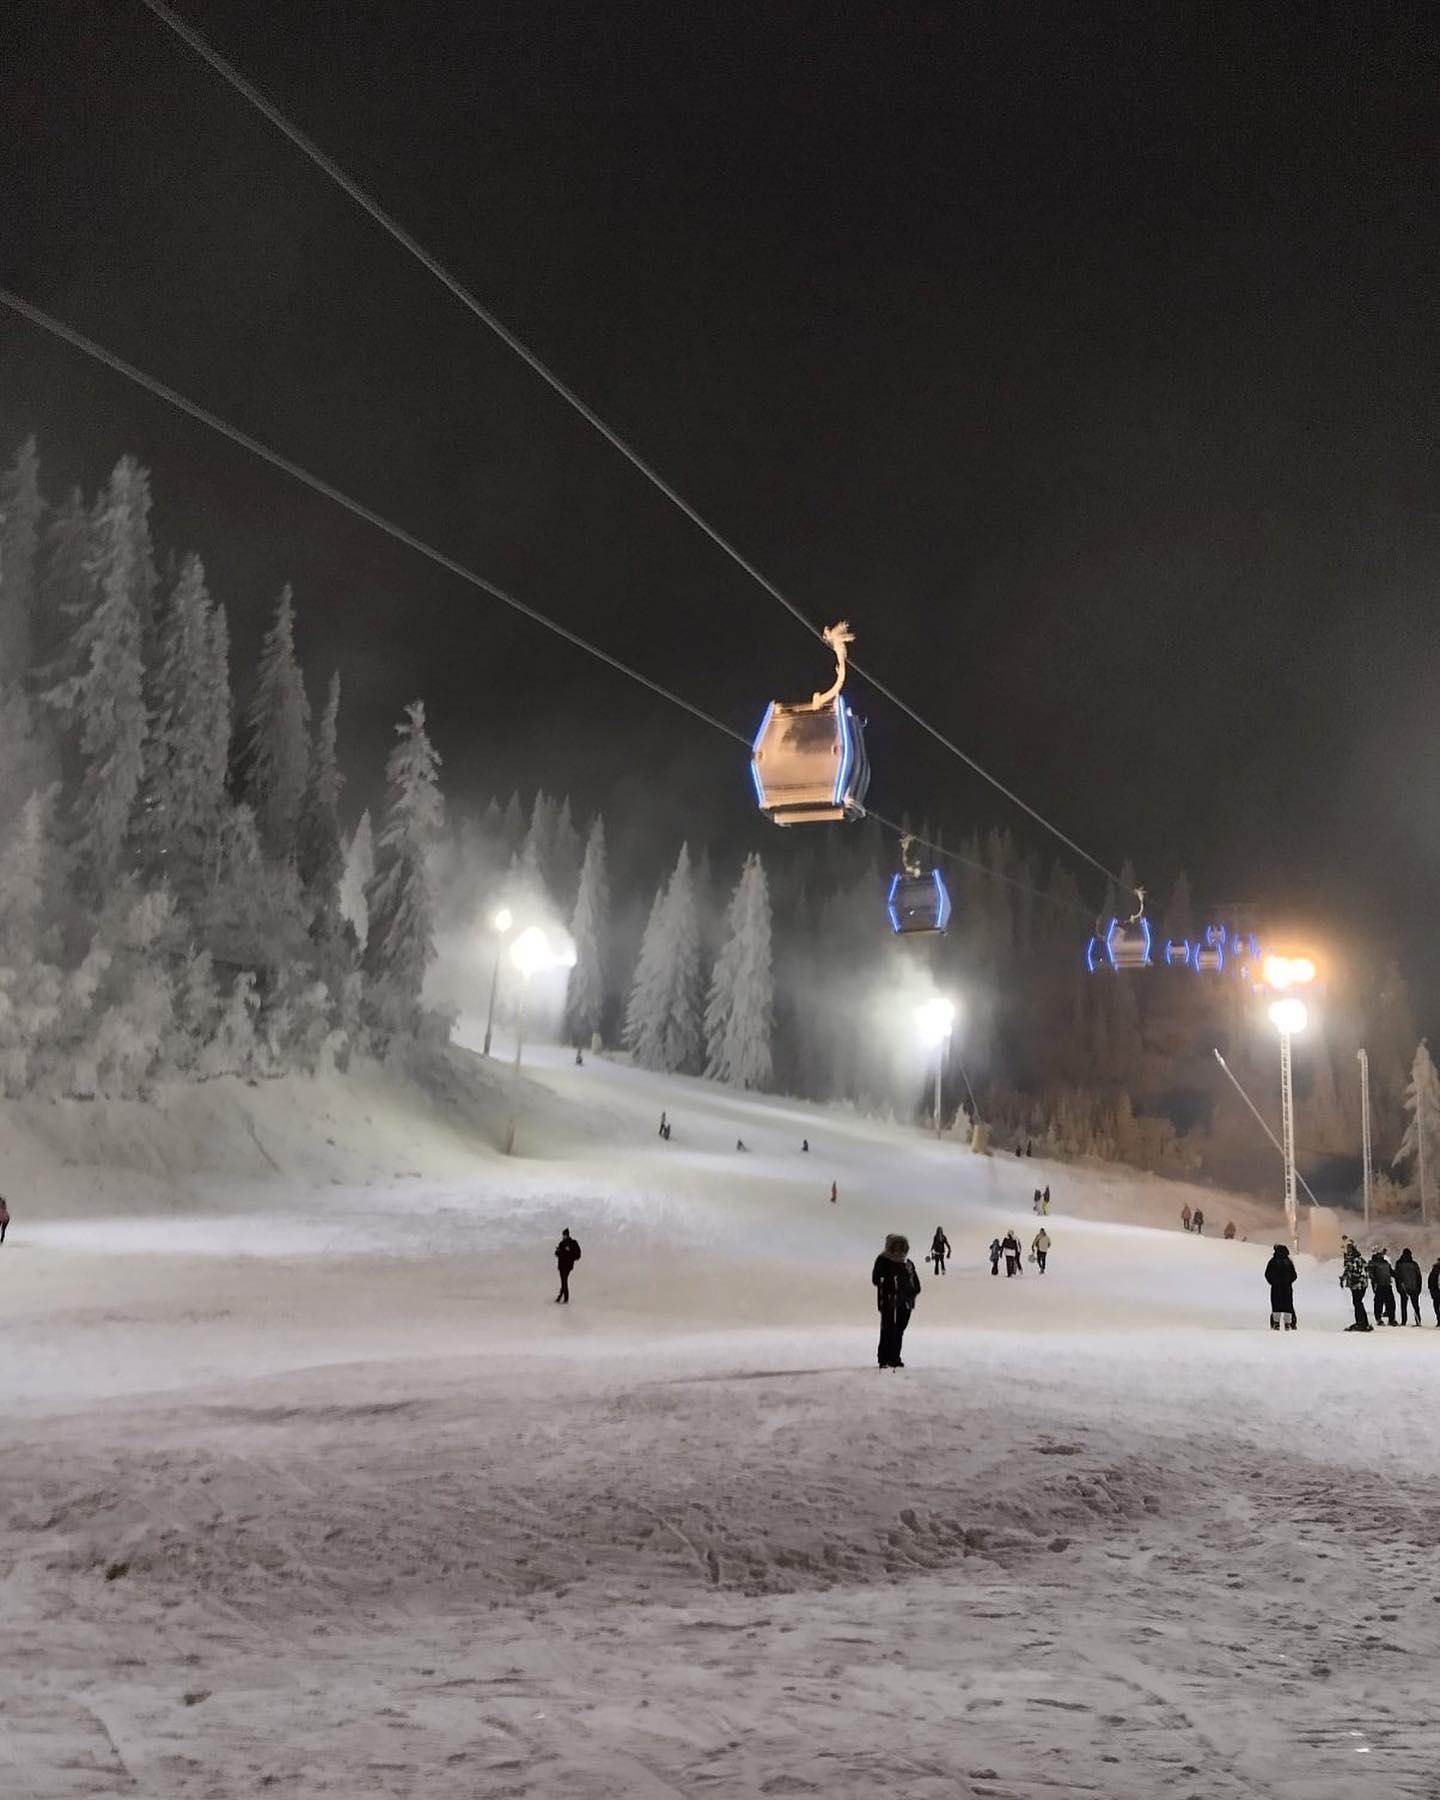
[1194,925,1225,974]
[751,621,871,825]
[887,839,952,935]
[1086,892,1152,971]
[1164,937,1192,968]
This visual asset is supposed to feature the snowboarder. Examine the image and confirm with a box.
[988,1237,1002,1276]
[1430,1258,1440,1327]
[1394,1248,1423,1326]
[1340,1237,1372,1331]
[1192,1208,1205,1236]
[1264,1243,1297,1330]
[1042,1186,1050,1214]
[1223,1220,1237,1241]
[1002,1230,1023,1278]
[829,1181,837,1204]
[554,1228,581,1304]
[0,1194,8,1245]
[1181,1203,1192,1232]
[1031,1227,1051,1273]
[929,1227,951,1275]
[872,1233,921,1369]
[1369,1247,1397,1326]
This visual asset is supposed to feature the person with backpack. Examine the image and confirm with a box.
[554,1228,581,1304]
[1001,1229,1023,1278]
[1429,1257,1440,1327]
[1264,1243,1297,1330]
[988,1237,1002,1276]
[872,1234,921,1369]
[1340,1237,1371,1331]
[1369,1247,1397,1326]
[1394,1249,1423,1327]
[929,1227,951,1275]
[1031,1227,1051,1273]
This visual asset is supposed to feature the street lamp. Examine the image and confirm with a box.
[482,906,515,1057]
[1268,996,1308,1252]
[504,926,577,1156]
[915,996,957,1141]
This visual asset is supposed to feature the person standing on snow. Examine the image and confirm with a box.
[872,1234,921,1369]
[1368,1247,1397,1326]
[1394,1249,1423,1327]
[1032,1189,1042,1214]
[1223,1221,1237,1240]
[1031,1227,1051,1273]
[554,1228,581,1304]
[1181,1203,1192,1233]
[0,1195,8,1245]
[1192,1208,1205,1236]
[1042,1186,1051,1215]
[929,1227,951,1275]
[1429,1257,1440,1327]
[1264,1243,1297,1330]
[988,1237,1002,1276]
[658,1111,668,1138]
[1001,1229,1023,1278]
[1340,1237,1372,1331]
[830,1181,837,1204]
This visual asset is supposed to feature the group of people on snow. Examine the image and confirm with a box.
[1339,1237,1439,1331]
[1031,1187,1051,1215]
[988,1228,1051,1276]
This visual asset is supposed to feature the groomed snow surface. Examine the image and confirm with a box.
[3,1047,1438,1799]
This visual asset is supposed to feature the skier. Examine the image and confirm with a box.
[1394,1248,1423,1327]
[1430,1257,1440,1327]
[929,1227,951,1275]
[1031,1227,1051,1273]
[872,1233,921,1369]
[988,1237,1002,1277]
[1339,1236,1372,1331]
[1192,1208,1205,1236]
[1002,1229,1023,1278]
[0,1194,8,1245]
[1223,1221,1237,1241]
[1264,1243,1297,1331]
[1181,1203,1192,1233]
[554,1228,581,1304]
[1042,1186,1050,1215]
[1368,1247,1397,1326]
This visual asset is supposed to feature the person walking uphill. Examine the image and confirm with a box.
[1340,1237,1371,1331]
[1001,1230,1023,1278]
[1394,1249,1423,1326]
[872,1234,921,1369]
[1264,1244,1297,1330]
[1031,1227,1051,1273]
[988,1237,1002,1277]
[554,1228,581,1304]
[929,1227,951,1275]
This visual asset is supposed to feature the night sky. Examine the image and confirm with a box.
[3,4,1437,993]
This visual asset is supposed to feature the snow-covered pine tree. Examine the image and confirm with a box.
[550,796,583,911]
[339,809,374,949]
[0,785,57,962]
[500,789,525,857]
[244,585,310,863]
[46,457,150,891]
[0,435,42,679]
[520,790,555,891]
[623,884,668,1064]
[1393,1038,1440,1222]
[704,853,773,1088]
[566,815,609,1045]
[297,670,344,905]
[623,843,703,1073]
[364,700,444,1025]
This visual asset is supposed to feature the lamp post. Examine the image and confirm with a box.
[915,997,957,1141]
[1268,996,1308,1253]
[504,925,577,1156]
[1357,1047,1373,1229]
[482,906,514,1057]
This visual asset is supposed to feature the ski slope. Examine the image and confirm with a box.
[3,1048,1438,1798]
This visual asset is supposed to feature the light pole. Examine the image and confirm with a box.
[482,906,514,1057]
[1357,1047,1372,1229]
[1268,996,1308,1253]
[915,997,957,1141]
[504,925,577,1156]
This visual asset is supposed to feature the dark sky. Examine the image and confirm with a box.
[3,4,1437,988]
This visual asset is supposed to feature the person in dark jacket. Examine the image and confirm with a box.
[1340,1237,1371,1331]
[554,1228,581,1304]
[0,1195,8,1245]
[1429,1258,1440,1327]
[1368,1248,1397,1326]
[1001,1230,1023,1277]
[929,1227,951,1275]
[988,1237,1002,1276]
[1394,1248,1423,1326]
[1264,1244,1297,1330]
[872,1234,921,1368]
[1192,1208,1205,1236]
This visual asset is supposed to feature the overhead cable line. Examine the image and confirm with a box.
[135,0,1133,901]
[865,813,1093,918]
[0,288,747,748]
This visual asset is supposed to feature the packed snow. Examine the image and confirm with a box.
[3,1048,1439,1799]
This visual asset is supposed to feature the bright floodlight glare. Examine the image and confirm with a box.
[509,925,553,977]
[493,906,514,934]
[1263,953,1317,990]
[1269,997,1309,1035]
[915,996,957,1046]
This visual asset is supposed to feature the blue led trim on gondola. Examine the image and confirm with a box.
[885,871,902,933]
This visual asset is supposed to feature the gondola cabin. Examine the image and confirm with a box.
[750,697,870,824]
[887,868,952,935]
[1087,913,1153,972]
[1164,938,1192,968]
[1194,925,1225,974]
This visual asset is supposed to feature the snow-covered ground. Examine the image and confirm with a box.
[3,1048,1439,1798]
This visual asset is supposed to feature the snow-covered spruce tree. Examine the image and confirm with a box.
[1393,1038,1440,1220]
[0,435,42,678]
[140,554,231,890]
[243,585,310,863]
[339,809,374,950]
[550,796,583,911]
[704,853,773,1089]
[519,790,555,892]
[566,815,609,1045]
[364,700,444,1031]
[297,671,344,905]
[46,457,151,892]
[0,785,57,963]
[623,843,703,1074]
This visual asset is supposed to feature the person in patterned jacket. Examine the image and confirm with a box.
[1339,1237,1371,1332]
